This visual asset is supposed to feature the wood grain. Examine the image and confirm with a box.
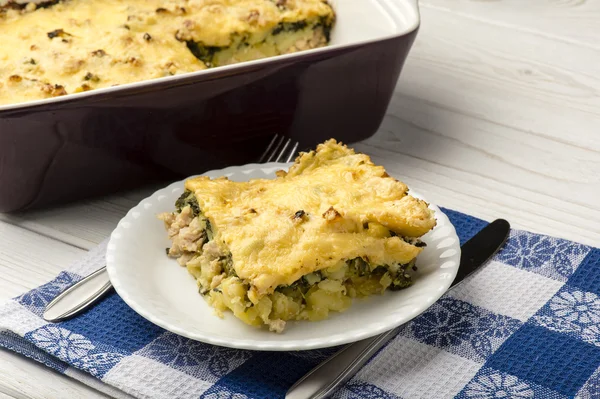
[406,6,600,152]
[0,349,111,399]
[0,185,161,251]
[421,0,600,48]
[0,222,85,300]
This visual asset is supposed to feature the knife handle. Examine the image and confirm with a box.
[286,327,399,399]
[285,219,510,399]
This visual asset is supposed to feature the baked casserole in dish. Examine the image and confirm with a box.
[0,0,420,213]
[159,140,436,332]
[0,0,334,105]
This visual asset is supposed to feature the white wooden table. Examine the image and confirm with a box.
[1,1,599,397]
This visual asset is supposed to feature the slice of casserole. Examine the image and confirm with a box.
[0,0,334,105]
[159,139,436,332]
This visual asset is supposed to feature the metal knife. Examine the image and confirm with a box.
[285,218,511,399]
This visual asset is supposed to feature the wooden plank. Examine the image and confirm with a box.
[0,391,15,399]
[0,185,160,250]
[420,0,600,47]
[0,223,86,299]
[0,223,111,398]
[405,5,600,151]
[353,90,600,242]
[0,349,111,399]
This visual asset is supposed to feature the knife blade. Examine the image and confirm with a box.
[285,218,510,399]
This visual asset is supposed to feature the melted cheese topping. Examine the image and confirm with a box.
[185,139,436,297]
[0,0,334,105]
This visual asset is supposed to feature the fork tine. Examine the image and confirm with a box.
[284,141,299,163]
[258,134,279,163]
[259,135,300,163]
[266,135,286,163]
[274,138,291,163]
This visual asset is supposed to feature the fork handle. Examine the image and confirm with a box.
[43,267,113,322]
[285,327,398,399]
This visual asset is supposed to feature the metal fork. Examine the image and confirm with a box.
[43,135,302,323]
[258,134,300,163]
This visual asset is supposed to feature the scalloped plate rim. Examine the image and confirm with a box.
[106,162,460,351]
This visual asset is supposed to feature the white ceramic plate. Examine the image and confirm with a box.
[106,163,460,351]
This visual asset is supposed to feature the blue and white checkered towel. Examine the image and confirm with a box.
[1,209,599,399]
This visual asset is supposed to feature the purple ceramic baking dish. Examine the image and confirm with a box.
[0,0,420,212]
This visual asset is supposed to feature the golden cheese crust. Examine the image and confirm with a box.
[0,0,334,105]
[185,139,436,297]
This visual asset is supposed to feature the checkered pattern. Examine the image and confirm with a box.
[0,209,598,399]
